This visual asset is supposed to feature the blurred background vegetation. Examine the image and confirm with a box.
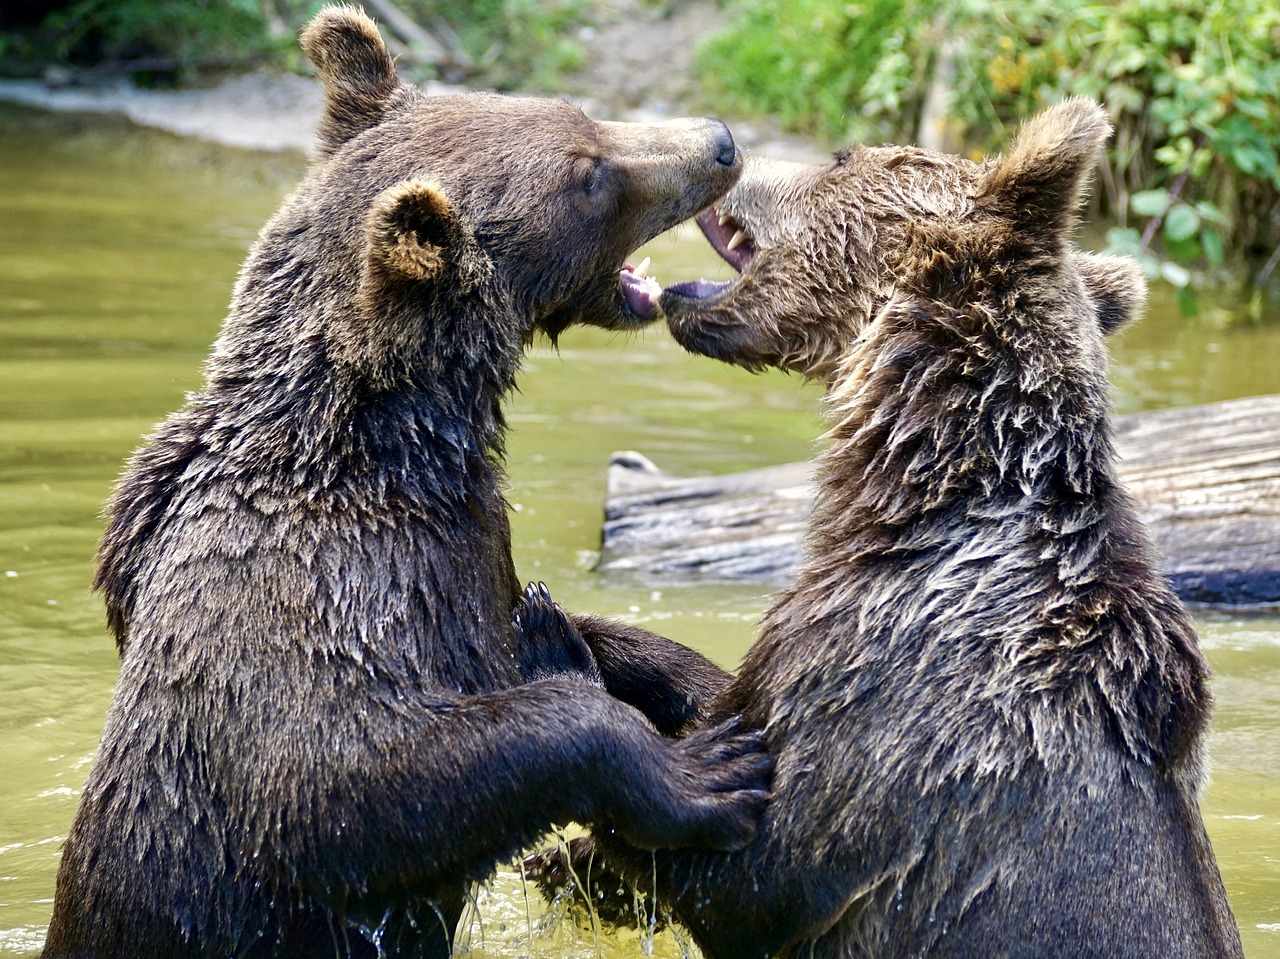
[696,0,1280,314]
[1,0,1277,310]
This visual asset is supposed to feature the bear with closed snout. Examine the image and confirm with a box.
[40,6,774,958]
[529,99,1244,958]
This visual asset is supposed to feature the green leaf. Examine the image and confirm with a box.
[1130,189,1170,217]
[1103,226,1143,258]
[1233,145,1264,175]
[1201,229,1225,268]
[1236,98,1272,120]
[1165,236,1202,262]
[1160,261,1191,287]
[1106,83,1145,114]
[1153,143,1187,169]
[1163,204,1200,242]
[1194,201,1228,226]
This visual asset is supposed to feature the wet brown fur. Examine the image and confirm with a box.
[536,99,1243,958]
[39,6,770,958]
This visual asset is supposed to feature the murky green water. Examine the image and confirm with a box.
[0,103,1277,956]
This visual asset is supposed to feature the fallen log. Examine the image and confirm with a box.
[598,394,1280,608]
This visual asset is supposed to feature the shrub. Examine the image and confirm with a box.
[41,0,316,73]
[698,0,1280,297]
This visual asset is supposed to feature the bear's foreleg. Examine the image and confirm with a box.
[359,681,772,880]
[571,614,733,735]
[512,582,732,736]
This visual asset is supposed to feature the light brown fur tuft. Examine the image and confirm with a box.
[1072,250,1147,334]
[367,179,454,282]
[300,4,399,155]
[978,96,1112,240]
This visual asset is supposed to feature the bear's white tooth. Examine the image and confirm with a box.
[719,212,733,227]
[726,229,748,252]
[635,256,651,278]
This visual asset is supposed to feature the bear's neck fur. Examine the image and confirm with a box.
[92,206,527,656]
[201,203,524,497]
[744,251,1211,774]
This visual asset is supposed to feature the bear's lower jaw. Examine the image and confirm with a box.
[664,278,734,302]
[620,259,662,319]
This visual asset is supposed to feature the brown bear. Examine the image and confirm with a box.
[39,6,773,958]
[526,99,1244,958]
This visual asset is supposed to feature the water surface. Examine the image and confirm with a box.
[1,104,1277,956]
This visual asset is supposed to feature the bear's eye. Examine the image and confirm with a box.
[580,157,605,196]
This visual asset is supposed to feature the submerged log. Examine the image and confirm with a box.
[598,394,1280,608]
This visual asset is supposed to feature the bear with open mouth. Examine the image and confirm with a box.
[39,6,777,958]
[526,98,1243,959]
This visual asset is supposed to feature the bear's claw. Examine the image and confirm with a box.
[514,582,604,686]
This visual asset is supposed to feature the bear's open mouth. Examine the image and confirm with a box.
[619,256,662,319]
[617,207,755,316]
[663,207,756,301]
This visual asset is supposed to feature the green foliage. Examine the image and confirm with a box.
[697,0,920,140]
[698,0,1280,295]
[408,0,592,90]
[42,0,324,72]
[33,0,590,90]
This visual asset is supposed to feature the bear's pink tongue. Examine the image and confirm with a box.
[620,258,662,318]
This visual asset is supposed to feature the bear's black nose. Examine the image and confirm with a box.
[710,119,737,167]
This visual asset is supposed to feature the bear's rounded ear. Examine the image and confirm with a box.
[979,98,1112,240]
[301,4,399,155]
[365,179,470,285]
[1073,251,1147,336]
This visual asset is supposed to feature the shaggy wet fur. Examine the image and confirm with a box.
[529,99,1243,958]
[39,7,773,958]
